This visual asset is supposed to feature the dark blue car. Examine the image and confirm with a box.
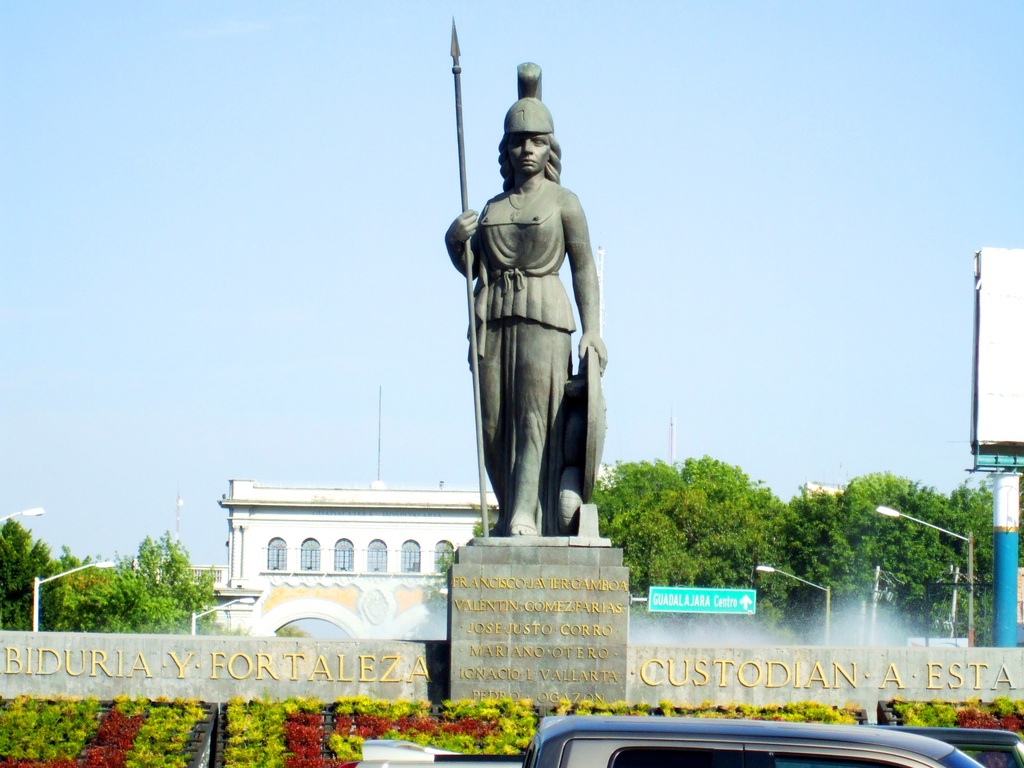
[524,717,982,768]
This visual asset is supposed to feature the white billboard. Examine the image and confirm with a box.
[972,247,1024,465]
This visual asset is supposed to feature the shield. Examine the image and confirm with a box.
[581,350,606,503]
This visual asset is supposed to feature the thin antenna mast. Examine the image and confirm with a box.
[377,385,382,482]
[669,411,675,464]
[175,493,183,541]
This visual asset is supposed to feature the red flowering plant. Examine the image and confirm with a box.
[956,706,1024,733]
[81,708,145,768]
[327,697,535,761]
[284,711,345,768]
[890,697,1024,733]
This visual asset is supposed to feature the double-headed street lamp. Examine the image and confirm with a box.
[33,561,115,632]
[191,597,256,635]
[756,565,831,645]
[876,505,974,647]
[1,507,45,524]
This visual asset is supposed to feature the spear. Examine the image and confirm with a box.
[450,20,490,537]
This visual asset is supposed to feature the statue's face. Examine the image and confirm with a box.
[507,132,551,177]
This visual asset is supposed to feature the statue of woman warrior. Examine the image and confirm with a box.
[445,63,607,537]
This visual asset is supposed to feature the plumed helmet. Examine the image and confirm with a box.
[503,62,554,135]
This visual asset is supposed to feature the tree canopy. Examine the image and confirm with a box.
[30,533,214,634]
[0,519,52,630]
[594,458,786,594]
[595,459,1000,644]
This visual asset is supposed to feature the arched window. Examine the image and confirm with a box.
[367,539,388,573]
[268,538,287,571]
[334,539,354,572]
[434,540,454,573]
[401,540,421,573]
[300,538,321,571]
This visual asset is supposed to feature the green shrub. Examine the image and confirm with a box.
[656,700,859,724]
[891,699,965,727]
[0,695,101,762]
[327,697,536,760]
[222,698,289,768]
[125,699,206,768]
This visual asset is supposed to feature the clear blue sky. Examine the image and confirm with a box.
[2,2,1021,567]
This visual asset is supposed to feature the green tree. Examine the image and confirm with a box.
[594,458,785,595]
[768,472,994,644]
[592,460,686,594]
[594,459,687,528]
[35,547,116,632]
[594,460,999,644]
[765,484,878,642]
[45,533,215,634]
[945,479,995,644]
[843,472,979,639]
[0,520,52,630]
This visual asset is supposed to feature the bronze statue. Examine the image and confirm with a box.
[445,63,607,537]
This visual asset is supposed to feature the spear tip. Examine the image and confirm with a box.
[450,18,461,62]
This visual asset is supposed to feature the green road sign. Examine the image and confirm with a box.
[648,586,756,614]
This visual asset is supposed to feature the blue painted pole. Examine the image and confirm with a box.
[992,473,1020,647]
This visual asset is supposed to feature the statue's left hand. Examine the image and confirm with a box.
[579,333,608,374]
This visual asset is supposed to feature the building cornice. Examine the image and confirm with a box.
[219,480,497,512]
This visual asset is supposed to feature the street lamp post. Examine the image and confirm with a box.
[756,564,831,645]
[1,507,45,524]
[191,597,256,635]
[876,505,974,647]
[33,561,115,632]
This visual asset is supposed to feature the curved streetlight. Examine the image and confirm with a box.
[756,565,831,645]
[1,507,45,524]
[876,505,974,647]
[191,597,256,635]
[33,561,115,632]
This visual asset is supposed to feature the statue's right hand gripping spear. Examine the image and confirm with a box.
[450,20,489,537]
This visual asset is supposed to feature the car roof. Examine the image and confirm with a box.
[360,740,461,760]
[535,716,957,761]
[883,728,1024,747]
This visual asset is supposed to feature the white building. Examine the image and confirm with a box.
[205,480,494,638]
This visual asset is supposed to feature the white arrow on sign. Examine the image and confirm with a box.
[740,595,753,611]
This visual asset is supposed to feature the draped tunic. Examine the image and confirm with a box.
[465,180,578,536]
[472,183,577,334]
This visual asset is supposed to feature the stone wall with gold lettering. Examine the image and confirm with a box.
[628,645,1024,719]
[0,632,447,701]
[8,633,1024,716]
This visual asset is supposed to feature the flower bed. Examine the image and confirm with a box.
[215,696,864,767]
[879,698,1024,732]
[2,696,868,768]
[327,697,537,760]
[0,696,101,766]
[654,700,863,724]
[221,698,346,768]
[0,697,213,768]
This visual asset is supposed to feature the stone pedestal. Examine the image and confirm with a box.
[448,538,629,704]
